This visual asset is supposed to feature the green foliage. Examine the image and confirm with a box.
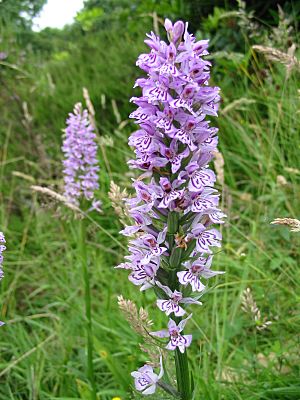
[0,0,46,27]
[75,7,104,31]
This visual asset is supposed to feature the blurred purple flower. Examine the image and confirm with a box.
[0,52,7,60]
[62,103,99,206]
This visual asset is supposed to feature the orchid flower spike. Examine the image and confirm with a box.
[118,18,225,397]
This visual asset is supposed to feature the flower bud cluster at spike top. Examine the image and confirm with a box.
[62,103,99,207]
[0,232,6,327]
[117,19,226,394]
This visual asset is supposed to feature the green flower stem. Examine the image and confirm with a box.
[167,212,191,400]
[175,347,191,400]
[158,381,181,398]
[79,218,97,400]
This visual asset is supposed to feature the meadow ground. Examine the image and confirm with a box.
[0,5,299,400]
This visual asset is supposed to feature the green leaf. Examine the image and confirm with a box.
[93,339,129,390]
[76,7,104,31]
[76,379,94,400]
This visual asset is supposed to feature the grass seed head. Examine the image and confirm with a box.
[270,218,300,232]
[241,287,272,331]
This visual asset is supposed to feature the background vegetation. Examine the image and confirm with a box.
[0,0,299,399]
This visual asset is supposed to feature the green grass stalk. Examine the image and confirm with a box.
[79,218,97,400]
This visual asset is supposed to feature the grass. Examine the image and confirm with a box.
[0,10,300,400]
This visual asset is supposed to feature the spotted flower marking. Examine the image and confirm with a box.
[192,224,222,253]
[131,356,164,395]
[156,282,202,316]
[178,256,224,292]
[151,315,193,353]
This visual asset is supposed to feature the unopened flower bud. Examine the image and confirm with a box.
[173,20,185,43]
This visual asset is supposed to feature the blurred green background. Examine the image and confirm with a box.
[0,1,299,399]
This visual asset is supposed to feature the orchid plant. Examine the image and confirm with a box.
[62,103,100,400]
[117,19,225,399]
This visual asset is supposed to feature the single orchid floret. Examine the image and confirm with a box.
[156,282,202,316]
[189,187,220,214]
[186,163,216,193]
[208,210,227,224]
[164,18,185,44]
[191,223,222,253]
[178,256,224,292]
[128,260,159,291]
[157,177,185,209]
[160,142,190,174]
[130,233,168,264]
[88,199,102,213]
[151,315,193,353]
[131,356,164,395]
[120,211,152,237]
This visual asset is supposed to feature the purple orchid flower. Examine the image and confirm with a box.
[151,315,193,353]
[178,256,224,292]
[156,282,202,316]
[131,356,164,395]
[186,163,216,193]
[191,223,222,253]
[164,19,185,44]
[159,141,190,174]
[188,187,219,214]
[207,210,227,224]
[156,177,185,209]
[128,261,159,291]
[130,233,167,264]
[120,211,152,237]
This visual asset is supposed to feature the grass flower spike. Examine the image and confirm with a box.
[118,19,225,399]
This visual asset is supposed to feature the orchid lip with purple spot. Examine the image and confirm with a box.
[131,356,164,395]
